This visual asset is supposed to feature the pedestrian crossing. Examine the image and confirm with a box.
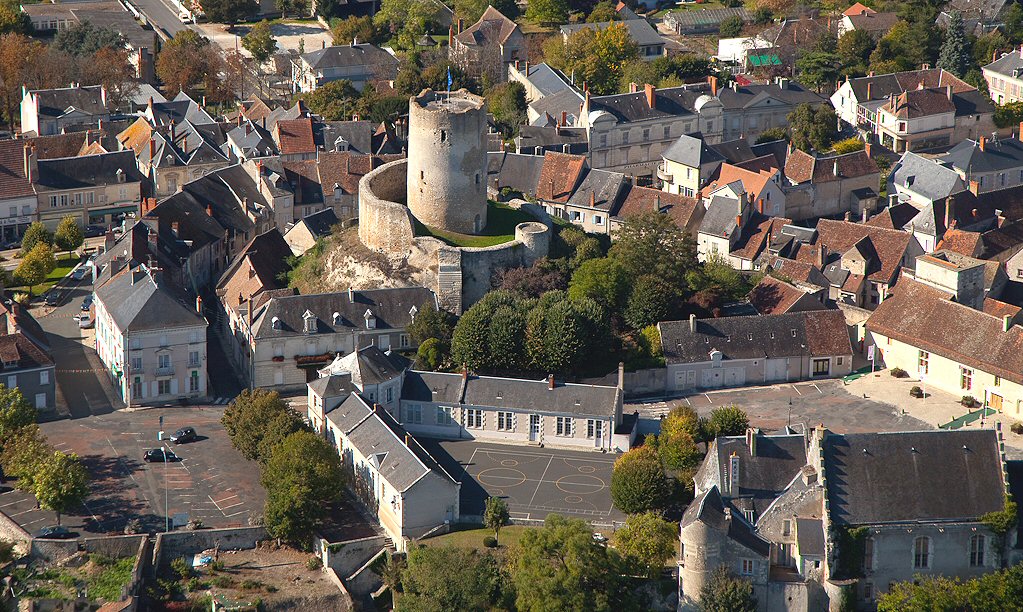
[211,397,231,405]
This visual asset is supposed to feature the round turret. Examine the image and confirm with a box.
[407,89,488,235]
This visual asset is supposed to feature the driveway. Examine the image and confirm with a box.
[34,272,125,419]
[1,407,265,536]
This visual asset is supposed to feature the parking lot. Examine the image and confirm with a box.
[630,379,931,434]
[1,407,265,537]
[425,440,626,525]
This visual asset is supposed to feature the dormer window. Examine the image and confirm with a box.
[303,310,316,334]
[364,309,376,329]
[1,359,15,369]
[334,136,349,152]
[409,305,418,321]
[332,311,342,326]
[271,316,281,330]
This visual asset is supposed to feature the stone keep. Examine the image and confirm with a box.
[407,89,488,235]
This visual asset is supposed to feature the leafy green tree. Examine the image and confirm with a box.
[708,405,749,438]
[483,496,510,544]
[659,421,703,472]
[608,211,697,290]
[832,137,865,154]
[53,21,126,57]
[222,389,306,462]
[455,0,519,22]
[201,0,255,23]
[624,274,676,330]
[837,29,876,76]
[526,292,611,374]
[688,256,750,303]
[156,30,223,95]
[526,0,568,25]
[487,81,527,136]
[612,512,678,578]
[401,546,507,610]
[301,79,360,121]
[451,290,518,370]
[15,243,55,296]
[1007,3,1023,43]
[719,15,743,37]
[795,51,840,93]
[0,384,34,449]
[415,337,447,370]
[330,15,377,45]
[994,102,1023,129]
[755,127,788,144]
[0,425,52,492]
[510,514,637,611]
[488,303,529,371]
[610,446,671,514]
[587,0,618,22]
[33,451,89,526]
[20,222,52,254]
[496,258,569,297]
[262,431,344,542]
[275,0,308,18]
[869,20,935,73]
[787,103,837,153]
[374,0,440,44]
[568,257,629,316]
[937,10,970,78]
[54,215,83,258]
[242,20,278,65]
[700,566,757,612]
[0,2,28,35]
[407,304,456,345]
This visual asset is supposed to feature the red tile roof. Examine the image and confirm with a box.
[537,151,587,203]
[935,228,984,257]
[701,163,777,201]
[749,275,811,315]
[0,140,36,199]
[843,2,875,16]
[784,149,878,184]
[317,152,403,195]
[984,297,1021,320]
[815,219,913,284]
[732,214,791,261]
[882,88,955,119]
[615,185,701,230]
[275,117,316,155]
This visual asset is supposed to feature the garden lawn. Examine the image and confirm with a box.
[420,525,534,551]
[10,253,81,297]
[414,202,536,248]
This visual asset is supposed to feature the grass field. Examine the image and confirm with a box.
[9,253,80,297]
[414,202,535,248]
[420,525,535,551]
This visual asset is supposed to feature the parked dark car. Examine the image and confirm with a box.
[35,525,75,539]
[143,448,177,463]
[2,240,20,250]
[81,295,93,311]
[170,427,197,444]
[44,291,62,306]
[83,225,105,238]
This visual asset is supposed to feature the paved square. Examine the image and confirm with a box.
[426,440,625,524]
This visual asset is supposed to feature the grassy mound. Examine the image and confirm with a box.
[414,202,535,248]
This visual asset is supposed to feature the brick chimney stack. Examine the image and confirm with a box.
[548,374,555,390]
[980,136,987,152]
[644,83,655,109]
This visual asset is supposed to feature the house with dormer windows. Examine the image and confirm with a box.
[239,287,437,391]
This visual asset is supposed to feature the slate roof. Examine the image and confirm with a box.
[845,10,899,33]
[867,277,1023,385]
[943,137,1023,174]
[561,18,664,47]
[700,194,744,238]
[488,151,545,195]
[665,7,751,29]
[455,6,520,46]
[94,265,206,332]
[984,48,1023,77]
[463,376,620,417]
[882,88,956,119]
[565,169,628,211]
[515,63,574,98]
[227,121,279,158]
[663,133,726,167]
[536,151,587,202]
[712,432,808,517]
[296,208,339,240]
[251,287,437,339]
[316,120,374,154]
[795,518,825,555]
[308,372,355,400]
[815,219,913,284]
[785,149,878,184]
[216,229,293,309]
[29,85,107,119]
[888,152,965,203]
[516,125,588,149]
[766,258,831,289]
[658,310,852,364]
[823,429,1005,525]
[320,345,405,386]
[147,92,215,126]
[300,44,398,71]
[528,88,584,127]
[401,371,464,404]
[680,486,772,556]
[34,150,143,192]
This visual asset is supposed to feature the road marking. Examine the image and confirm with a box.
[683,397,691,406]
[813,384,822,394]
[704,393,711,403]
[528,455,555,507]
[224,510,248,517]
[792,385,802,395]
[219,501,244,510]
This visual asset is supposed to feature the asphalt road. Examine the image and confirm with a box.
[35,270,126,419]
[130,0,192,38]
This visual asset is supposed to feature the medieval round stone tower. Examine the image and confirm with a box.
[407,89,488,235]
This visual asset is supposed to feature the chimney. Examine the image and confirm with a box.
[617,361,624,390]
[548,374,555,390]
[945,196,954,228]
[374,403,382,413]
[729,452,740,497]
[149,137,155,161]
[457,18,464,33]
[689,313,696,332]
[644,83,655,109]
[969,180,980,196]
[524,60,529,74]
[461,365,468,381]
[1005,315,1013,331]
[23,143,34,183]
[629,82,638,93]
[862,207,868,223]
[736,214,742,229]
[207,204,213,217]
[322,40,325,49]
[817,243,826,267]
[448,26,453,47]
[348,287,354,301]
[746,428,757,456]
[561,110,567,126]
[709,76,718,96]
[833,159,839,176]
[246,297,252,328]
[864,142,871,157]
[866,82,872,100]
[844,211,852,221]
[170,121,176,141]
[757,198,763,214]
[922,63,930,70]
[195,295,202,314]
[654,194,660,212]
[589,192,595,207]
[972,208,978,218]
[405,434,411,446]
[979,136,987,152]
[946,85,953,100]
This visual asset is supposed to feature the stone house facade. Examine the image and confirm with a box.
[34,151,144,230]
